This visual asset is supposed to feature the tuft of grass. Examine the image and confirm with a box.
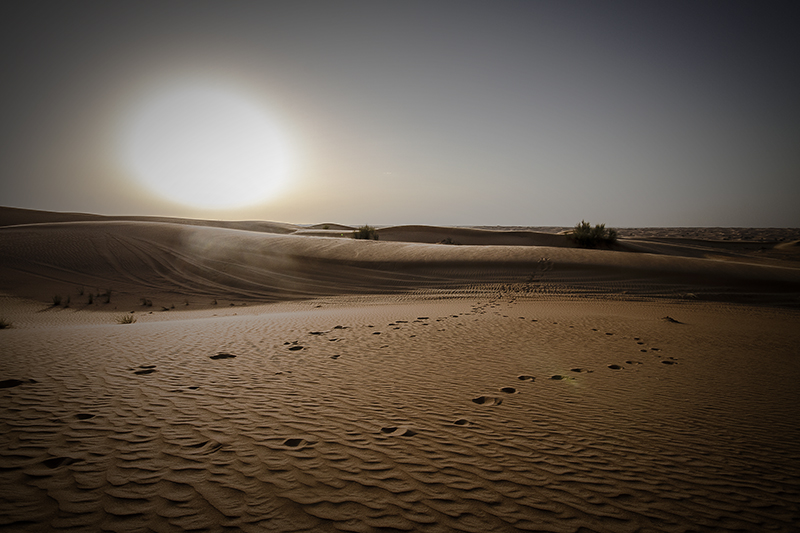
[570,220,618,248]
[116,314,136,324]
[353,225,379,240]
[0,318,11,329]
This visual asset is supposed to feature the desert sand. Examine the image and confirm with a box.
[1,206,800,532]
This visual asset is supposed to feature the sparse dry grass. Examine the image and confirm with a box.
[116,314,136,324]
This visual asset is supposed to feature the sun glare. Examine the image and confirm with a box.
[119,82,290,209]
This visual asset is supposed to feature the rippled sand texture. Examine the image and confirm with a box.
[2,297,799,532]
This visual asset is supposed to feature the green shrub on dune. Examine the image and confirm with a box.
[353,225,379,240]
[571,220,618,248]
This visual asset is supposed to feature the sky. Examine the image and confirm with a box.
[1,0,799,227]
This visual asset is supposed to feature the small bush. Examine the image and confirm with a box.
[571,220,618,248]
[116,314,136,324]
[52,295,62,307]
[0,318,11,329]
[353,225,379,240]
[87,293,94,304]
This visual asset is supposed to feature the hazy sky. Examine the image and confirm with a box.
[1,1,798,227]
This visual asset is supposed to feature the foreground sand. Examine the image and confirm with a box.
[1,208,800,531]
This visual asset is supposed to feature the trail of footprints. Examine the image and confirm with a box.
[111,304,681,442]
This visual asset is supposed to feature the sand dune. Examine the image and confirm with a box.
[1,207,800,532]
[0,209,798,309]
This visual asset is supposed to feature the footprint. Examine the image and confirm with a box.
[453,419,473,426]
[380,426,416,437]
[608,364,623,370]
[134,366,156,375]
[661,360,677,365]
[186,440,224,454]
[517,375,535,381]
[283,437,312,448]
[0,379,24,388]
[288,346,304,351]
[42,456,78,469]
[625,361,642,365]
[75,413,95,420]
[472,396,502,406]
[210,353,236,360]
[330,354,341,359]
[662,316,683,324]
[499,387,517,394]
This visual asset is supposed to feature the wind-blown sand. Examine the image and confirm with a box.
[1,207,799,532]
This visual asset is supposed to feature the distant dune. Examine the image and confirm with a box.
[1,207,800,532]
[0,207,798,308]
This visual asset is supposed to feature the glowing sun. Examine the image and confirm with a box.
[119,82,290,209]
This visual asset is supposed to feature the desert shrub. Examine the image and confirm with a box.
[52,295,62,306]
[0,318,11,329]
[571,220,618,247]
[87,293,94,304]
[116,314,136,324]
[353,225,379,240]
[140,298,153,307]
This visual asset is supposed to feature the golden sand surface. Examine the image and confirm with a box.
[1,207,799,532]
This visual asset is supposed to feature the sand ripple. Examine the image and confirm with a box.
[2,298,800,531]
